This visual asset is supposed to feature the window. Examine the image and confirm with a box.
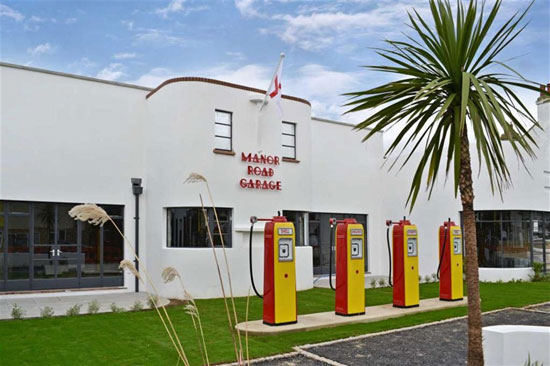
[167,207,232,248]
[214,110,232,151]
[282,211,306,246]
[282,122,296,159]
[471,210,550,270]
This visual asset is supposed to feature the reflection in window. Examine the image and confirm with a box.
[7,215,30,280]
[103,218,124,276]
[282,211,305,246]
[474,210,550,269]
[214,110,232,151]
[167,207,232,248]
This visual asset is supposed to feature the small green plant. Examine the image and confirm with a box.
[418,275,422,283]
[496,279,504,284]
[424,275,432,283]
[110,302,125,313]
[40,306,54,318]
[131,300,143,311]
[88,300,100,314]
[10,304,25,319]
[66,304,82,316]
[431,273,437,282]
[524,353,543,366]
[147,294,159,309]
[378,278,386,287]
[370,278,377,288]
[529,262,550,282]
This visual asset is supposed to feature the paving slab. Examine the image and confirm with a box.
[236,297,468,335]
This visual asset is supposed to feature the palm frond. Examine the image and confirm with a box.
[345,0,546,210]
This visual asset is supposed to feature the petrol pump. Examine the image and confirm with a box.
[386,218,419,308]
[437,219,464,301]
[249,215,297,326]
[328,218,365,316]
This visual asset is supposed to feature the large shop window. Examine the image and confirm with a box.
[214,110,233,151]
[0,201,124,292]
[167,207,232,248]
[282,122,296,159]
[474,210,549,271]
[308,212,368,275]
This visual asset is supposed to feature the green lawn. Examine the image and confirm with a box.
[1,282,549,365]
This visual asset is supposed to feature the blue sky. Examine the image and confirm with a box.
[1,0,549,123]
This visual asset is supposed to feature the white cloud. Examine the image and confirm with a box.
[226,51,246,60]
[156,0,186,18]
[122,20,134,30]
[27,43,54,56]
[131,62,366,122]
[113,52,137,60]
[0,4,24,21]
[134,29,186,46]
[96,63,125,81]
[235,0,259,17]
[65,17,78,24]
[68,57,96,71]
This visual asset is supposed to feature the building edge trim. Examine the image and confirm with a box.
[145,76,311,106]
[0,62,153,92]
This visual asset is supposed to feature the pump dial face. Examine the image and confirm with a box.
[278,238,293,262]
[407,238,418,257]
[453,237,462,254]
[350,238,363,259]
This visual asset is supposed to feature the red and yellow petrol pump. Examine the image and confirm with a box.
[328,218,365,316]
[386,219,419,308]
[249,215,297,326]
[437,219,464,301]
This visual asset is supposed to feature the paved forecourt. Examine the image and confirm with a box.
[236,297,468,335]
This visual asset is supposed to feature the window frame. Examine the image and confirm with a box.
[214,110,233,152]
[282,121,297,160]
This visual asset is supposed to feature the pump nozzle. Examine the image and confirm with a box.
[250,216,258,224]
[385,220,392,227]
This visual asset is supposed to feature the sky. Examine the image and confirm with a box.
[1,0,549,125]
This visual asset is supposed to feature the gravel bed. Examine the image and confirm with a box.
[251,308,549,366]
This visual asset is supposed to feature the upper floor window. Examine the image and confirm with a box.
[167,207,232,248]
[214,110,232,151]
[282,122,296,159]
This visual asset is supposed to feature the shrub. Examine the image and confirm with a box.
[11,304,25,319]
[110,302,125,313]
[529,262,550,282]
[131,300,143,311]
[418,275,422,283]
[424,275,432,283]
[147,295,159,309]
[370,278,377,288]
[378,278,386,287]
[88,300,100,314]
[431,273,437,282]
[66,304,81,316]
[40,306,54,318]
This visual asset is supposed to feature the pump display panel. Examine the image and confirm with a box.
[350,238,363,259]
[453,237,462,254]
[407,238,418,257]
[278,238,293,262]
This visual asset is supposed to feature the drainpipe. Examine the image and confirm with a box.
[131,178,143,292]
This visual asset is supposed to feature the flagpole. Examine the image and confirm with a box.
[259,52,285,112]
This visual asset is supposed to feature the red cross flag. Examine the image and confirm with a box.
[260,53,284,116]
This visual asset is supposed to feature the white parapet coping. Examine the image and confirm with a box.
[483,325,550,366]
[235,297,468,335]
[479,267,533,282]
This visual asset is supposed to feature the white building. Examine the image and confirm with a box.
[1,62,548,298]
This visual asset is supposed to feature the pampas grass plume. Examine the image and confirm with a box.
[68,204,109,226]
[119,259,140,279]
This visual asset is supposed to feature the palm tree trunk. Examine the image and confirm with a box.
[459,124,484,366]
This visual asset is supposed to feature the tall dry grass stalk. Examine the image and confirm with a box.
[163,267,210,366]
[198,194,241,363]
[186,173,244,363]
[69,204,190,366]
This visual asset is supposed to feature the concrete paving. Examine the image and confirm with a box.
[236,297,468,335]
[0,290,169,319]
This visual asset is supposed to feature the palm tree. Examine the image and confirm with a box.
[345,1,547,364]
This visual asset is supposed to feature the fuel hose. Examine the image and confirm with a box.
[328,220,336,291]
[249,218,263,298]
[436,219,451,280]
